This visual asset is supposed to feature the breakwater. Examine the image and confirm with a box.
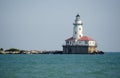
[0,50,63,54]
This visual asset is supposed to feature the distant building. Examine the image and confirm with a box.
[63,14,97,54]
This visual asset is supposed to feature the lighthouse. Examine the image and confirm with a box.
[73,14,83,39]
[63,14,98,54]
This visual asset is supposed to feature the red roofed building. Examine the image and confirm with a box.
[63,14,98,54]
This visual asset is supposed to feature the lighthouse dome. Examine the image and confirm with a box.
[76,14,80,17]
[74,14,83,25]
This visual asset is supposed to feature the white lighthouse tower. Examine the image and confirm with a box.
[63,14,98,54]
[73,14,83,39]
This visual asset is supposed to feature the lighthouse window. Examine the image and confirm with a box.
[85,41,88,44]
[66,41,69,44]
[79,42,81,44]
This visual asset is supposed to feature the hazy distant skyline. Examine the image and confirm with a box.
[0,0,120,52]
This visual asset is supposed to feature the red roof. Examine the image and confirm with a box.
[66,36,94,41]
[79,36,94,41]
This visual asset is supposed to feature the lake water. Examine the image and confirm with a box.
[0,52,120,78]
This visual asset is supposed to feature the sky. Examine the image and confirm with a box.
[0,0,120,52]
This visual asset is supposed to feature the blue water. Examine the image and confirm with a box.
[0,52,120,78]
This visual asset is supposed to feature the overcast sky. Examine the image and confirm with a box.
[0,0,120,52]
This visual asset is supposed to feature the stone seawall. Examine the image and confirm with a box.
[0,50,63,54]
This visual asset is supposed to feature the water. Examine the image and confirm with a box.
[0,52,120,78]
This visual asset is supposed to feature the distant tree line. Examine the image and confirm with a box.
[0,48,25,52]
[0,48,4,51]
[0,48,27,54]
[5,48,20,52]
